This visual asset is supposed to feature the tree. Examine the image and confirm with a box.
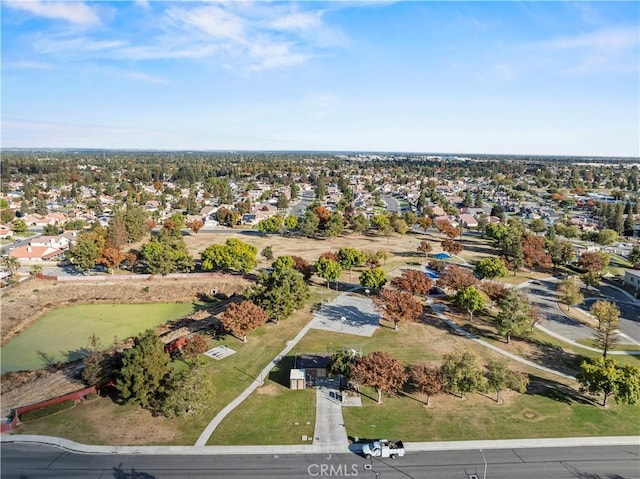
[11,218,27,233]
[359,268,387,291]
[97,245,127,273]
[291,255,313,281]
[216,207,239,227]
[249,267,308,323]
[454,286,485,322]
[116,330,171,408]
[629,245,640,268]
[351,351,407,404]
[577,356,620,407]
[338,247,366,282]
[480,281,510,305]
[485,359,529,403]
[417,216,432,232]
[495,289,532,344]
[0,256,21,277]
[528,218,547,233]
[616,364,640,406]
[201,239,257,274]
[284,215,298,231]
[522,235,551,270]
[315,257,342,289]
[417,240,432,262]
[582,271,602,291]
[181,334,209,360]
[261,245,274,261]
[277,194,289,210]
[221,300,269,342]
[81,333,106,386]
[258,216,284,235]
[439,350,485,399]
[474,257,508,279]
[557,277,584,311]
[370,214,390,231]
[299,210,320,237]
[590,301,620,357]
[546,239,575,271]
[161,363,216,418]
[186,218,204,235]
[327,350,358,381]
[391,269,432,296]
[325,211,344,237]
[578,251,610,274]
[437,265,478,293]
[72,230,105,272]
[350,213,369,235]
[374,288,422,331]
[140,227,194,274]
[441,238,463,255]
[408,363,442,407]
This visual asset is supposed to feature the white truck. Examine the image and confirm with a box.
[361,439,405,459]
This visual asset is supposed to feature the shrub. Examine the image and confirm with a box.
[85,393,99,400]
[19,400,75,422]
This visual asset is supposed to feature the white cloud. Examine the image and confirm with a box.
[120,71,169,84]
[4,1,100,26]
[166,5,246,42]
[269,11,323,31]
[539,26,638,51]
[3,60,54,70]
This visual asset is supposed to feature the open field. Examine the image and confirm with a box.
[0,302,198,374]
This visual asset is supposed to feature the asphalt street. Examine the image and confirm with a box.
[526,278,640,344]
[2,443,639,479]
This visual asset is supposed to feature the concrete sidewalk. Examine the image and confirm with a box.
[3,434,638,455]
[313,378,349,453]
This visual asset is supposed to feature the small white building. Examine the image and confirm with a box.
[623,269,640,294]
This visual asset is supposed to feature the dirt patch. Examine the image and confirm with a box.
[255,384,281,396]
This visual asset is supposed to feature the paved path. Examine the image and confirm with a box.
[194,322,313,446]
[428,301,576,380]
[313,378,349,453]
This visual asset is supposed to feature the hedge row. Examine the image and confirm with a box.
[19,400,75,422]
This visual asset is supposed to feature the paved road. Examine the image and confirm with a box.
[381,194,400,213]
[2,443,638,478]
[289,190,315,217]
[524,278,640,345]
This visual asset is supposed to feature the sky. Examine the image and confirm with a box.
[1,1,639,157]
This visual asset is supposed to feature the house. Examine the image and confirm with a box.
[289,354,332,389]
[9,245,64,262]
[623,269,640,294]
[0,225,13,239]
[30,234,70,250]
[458,214,478,228]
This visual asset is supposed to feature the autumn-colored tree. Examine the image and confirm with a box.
[480,281,510,305]
[221,300,269,342]
[437,265,479,293]
[319,251,340,262]
[391,269,433,296]
[291,255,313,281]
[351,351,408,404]
[441,238,463,255]
[578,251,610,274]
[435,218,453,236]
[181,334,209,360]
[97,245,126,272]
[186,218,204,235]
[374,288,422,331]
[417,240,432,261]
[408,362,442,406]
[314,206,331,226]
[522,235,551,270]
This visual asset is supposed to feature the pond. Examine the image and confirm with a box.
[0,302,199,374]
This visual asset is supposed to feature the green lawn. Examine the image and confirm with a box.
[343,385,640,442]
[0,302,198,374]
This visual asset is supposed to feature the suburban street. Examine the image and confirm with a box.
[1,443,639,478]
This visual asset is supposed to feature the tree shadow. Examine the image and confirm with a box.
[112,464,156,478]
[523,338,585,376]
[37,351,59,368]
[526,375,593,406]
[62,347,91,363]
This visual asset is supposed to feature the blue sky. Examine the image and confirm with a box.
[2,1,639,156]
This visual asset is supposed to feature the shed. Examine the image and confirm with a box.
[290,369,306,390]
